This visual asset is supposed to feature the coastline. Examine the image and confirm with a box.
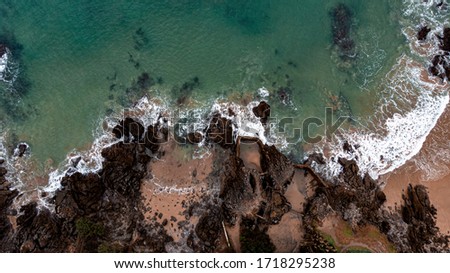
[382,103,450,235]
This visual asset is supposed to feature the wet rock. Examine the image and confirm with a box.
[60,172,104,214]
[343,141,354,153]
[70,156,81,168]
[417,26,431,41]
[0,44,6,56]
[304,152,326,165]
[252,101,271,124]
[206,114,234,148]
[195,206,223,252]
[0,167,6,176]
[240,217,275,253]
[401,184,448,252]
[441,27,450,52]
[14,143,29,157]
[187,132,203,144]
[122,117,145,141]
[16,203,38,227]
[0,168,18,246]
[144,124,168,152]
[101,142,151,198]
[112,124,124,139]
[220,153,251,224]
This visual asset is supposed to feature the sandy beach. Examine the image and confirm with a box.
[382,102,450,235]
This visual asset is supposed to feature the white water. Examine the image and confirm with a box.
[0,52,7,80]
[312,1,450,181]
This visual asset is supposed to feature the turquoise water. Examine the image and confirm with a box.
[0,0,404,166]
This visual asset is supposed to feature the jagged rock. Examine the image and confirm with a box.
[187,132,203,144]
[14,143,29,157]
[122,117,145,141]
[220,152,251,224]
[343,141,354,153]
[240,217,275,253]
[206,114,234,148]
[59,172,104,214]
[304,152,326,165]
[195,206,223,252]
[112,124,124,139]
[0,167,18,244]
[220,141,293,226]
[0,167,6,176]
[101,142,150,198]
[252,101,271,124]
[441,27,450,52]
[144,124,168,152]
[400,184,448,252]
[417,26,431,41]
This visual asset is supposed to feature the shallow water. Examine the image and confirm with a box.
[0,0,405,167]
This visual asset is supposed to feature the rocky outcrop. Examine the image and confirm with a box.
[0,118,172,252]
[400,184,448,252]
[0,163,18,247]
[426,27,450,81]
[1,114,448,253]
[441,27,450,52]
[14,143,29,157]
[252,101,271,124]
[205,114,234,148]
[187,132,203,144]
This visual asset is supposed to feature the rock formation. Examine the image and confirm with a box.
[330,3,355,58]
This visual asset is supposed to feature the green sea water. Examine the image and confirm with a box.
[0,0,405,166]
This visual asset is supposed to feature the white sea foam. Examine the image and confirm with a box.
[36,89,288,208]
[0,48,19,86]
[41,97,168,197]
[313,1,450,181]
[257,87,270,98]
[0,51,8,79]
[209,97,288,149]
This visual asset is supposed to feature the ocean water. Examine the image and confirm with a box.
[0,0,448,198]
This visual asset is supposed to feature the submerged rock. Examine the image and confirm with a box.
[330,3,355,58]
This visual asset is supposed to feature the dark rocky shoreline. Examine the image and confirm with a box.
[0,109,448,253]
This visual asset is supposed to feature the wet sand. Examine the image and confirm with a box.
[382,102,450,235]
[140,141,215,243]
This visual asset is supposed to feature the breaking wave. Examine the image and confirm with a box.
[312,0,450,181]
